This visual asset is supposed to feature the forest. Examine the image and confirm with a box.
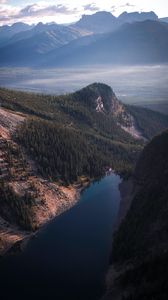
[0,180,35,230]
[1,83,168,184]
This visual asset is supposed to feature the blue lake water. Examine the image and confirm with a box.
[0,174,121,299]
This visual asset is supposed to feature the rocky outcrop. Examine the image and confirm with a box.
[92,83,144,140]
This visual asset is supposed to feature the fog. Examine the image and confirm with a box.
[0,65,168,112]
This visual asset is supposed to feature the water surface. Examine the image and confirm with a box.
[0,174,121,299]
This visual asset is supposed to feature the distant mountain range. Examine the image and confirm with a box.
[74,11,158,33]
[0,11,168,67]
[160,17,168,23]
[42,20,168,67]
[0,22,33,47]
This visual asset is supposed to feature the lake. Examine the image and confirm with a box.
[0,174,121,300]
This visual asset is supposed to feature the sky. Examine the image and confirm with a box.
[0,0,167,25]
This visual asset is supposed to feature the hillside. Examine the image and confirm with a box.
[1,83,168,256]
[0,83,145,178]
[0,107,81,255]
[127,105,168,139]
[104,130,168,299]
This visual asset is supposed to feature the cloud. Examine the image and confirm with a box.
[19,3,78,17]
[0,4,18,22]
[83,3,100,12]
[111,5,117,13]
[120,2,135,8]
[111,2,136,14]
[0,2,79,24]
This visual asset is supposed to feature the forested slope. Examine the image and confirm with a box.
[1,83,168,182]
[127,105,168,139]
[0,83,142,180]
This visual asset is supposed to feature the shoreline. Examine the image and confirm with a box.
[1,173,116,257]
[102,177,135,300]
[1,178,91,257]
[114,177,134,231]
[0,106,92,257]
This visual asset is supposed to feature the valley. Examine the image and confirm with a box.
[0,5,168,300]
[0,64,168,113]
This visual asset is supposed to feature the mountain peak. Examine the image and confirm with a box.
[118,11,158,22]
[11,22,28,28]
[75,11,117,33]
[81,11,116,19]
[75,83,125,115]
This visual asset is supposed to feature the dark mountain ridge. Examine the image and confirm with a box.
[104,129,168,299]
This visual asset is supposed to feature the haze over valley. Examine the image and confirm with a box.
[1,9,168,113]
[1,64,168,114]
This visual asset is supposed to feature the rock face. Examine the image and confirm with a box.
[104,130,168,300]
[84,83,143,139]
[77,82,121,113]
[0,108,25,138]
